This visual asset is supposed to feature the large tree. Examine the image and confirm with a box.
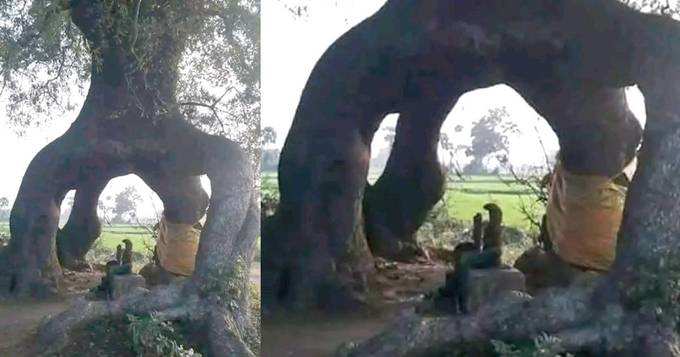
[463,106,515,175]
[0,0,259,355]
[0,197,9,221]
[265,0,680,354]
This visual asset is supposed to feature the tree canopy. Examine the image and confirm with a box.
[0,0,260,156]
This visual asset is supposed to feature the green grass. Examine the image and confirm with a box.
[445,176,543,231]
[99,227,155,254]
[0,222,153,254]
[262,172,544,233]
[444,190,542,232]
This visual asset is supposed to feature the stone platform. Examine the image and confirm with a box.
[465,267,526,311]
[110,274,146,300]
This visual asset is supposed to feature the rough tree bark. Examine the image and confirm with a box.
[0,1,259,354]
[263,0,513,310]
[139,175,209,225]
[347,78,677,355]
[56,176,111,270]
[56,173,209,270]
[363,98,458,261]
[513,83,642,176]
[267,0,680,353]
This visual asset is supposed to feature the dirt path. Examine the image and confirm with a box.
[0,264,262,357]
[263,261,449,357]
[0,269,102,356]
[263,312,395,357]
[0,299,70,356]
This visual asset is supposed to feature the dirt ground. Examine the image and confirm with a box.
[262,260,449,357]
[0,262,262,357]
[0,259,443,357]
[0,270,103,356]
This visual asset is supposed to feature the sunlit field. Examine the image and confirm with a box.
[262,172,544,232]
[0,223,154,254]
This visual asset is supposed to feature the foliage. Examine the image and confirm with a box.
[203,255,249,305]
[127,313,201,357]
[627,253,680,328]
[85,234,148,267]
[109,185,142,224]
[416,194,462,249]
[440,132,468,180]
[369,125,396,175]
[0,0,260,157]
[261,148,281,172]
[491,333,574,357]
[264,173,541,257]
[260,126,277,146]
[497,125,555,236]
[260,126,279,172]
[463,107,518,175]
[261,174,279,219]
[620,0,680,17]
[179,0,261,159]
[247,281,262,356]
[0,196,8,221]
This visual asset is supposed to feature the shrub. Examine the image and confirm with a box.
[127,313,200,357]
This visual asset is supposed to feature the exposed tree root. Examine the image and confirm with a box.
[345,284,680,356]
[37,280,255,357]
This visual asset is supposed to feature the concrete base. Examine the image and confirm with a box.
[466,267,526,312]
[111,274,146,300]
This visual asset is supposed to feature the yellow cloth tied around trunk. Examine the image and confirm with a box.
[156,216,202,276]
[546,163,628,272]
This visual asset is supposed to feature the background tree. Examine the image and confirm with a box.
[0,197,9,222]
[0,1,260,355]
[112,186,142,224]
[260,126,280,172]
[260,126,277,147]
[463,107,517,175]
[621,0,680,16]
[440,129,468,180]
[369,125,396,175]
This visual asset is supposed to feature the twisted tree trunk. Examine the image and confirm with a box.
[267,3,680,355]
[348,71,679,354]
[57,176,111,270]
[4,121,132,296]
[300,0,680,356]
[0,1,259,354]
[364,98,457,261]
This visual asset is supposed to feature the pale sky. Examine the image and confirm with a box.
[261,0,647,170]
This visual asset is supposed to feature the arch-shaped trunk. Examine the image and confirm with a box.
[3,118,133,297]
[264,0,663,316]
[364,97,458,261]
[0,1,259,354]
[138,174,210,225]
[56,176,111,270]
[270,0,680,354]
[510,82,642,177]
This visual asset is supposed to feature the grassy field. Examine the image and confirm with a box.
[98,226,155,253]
[0,223,154,254]
[445,177,543,232]
[262,172,544,233]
